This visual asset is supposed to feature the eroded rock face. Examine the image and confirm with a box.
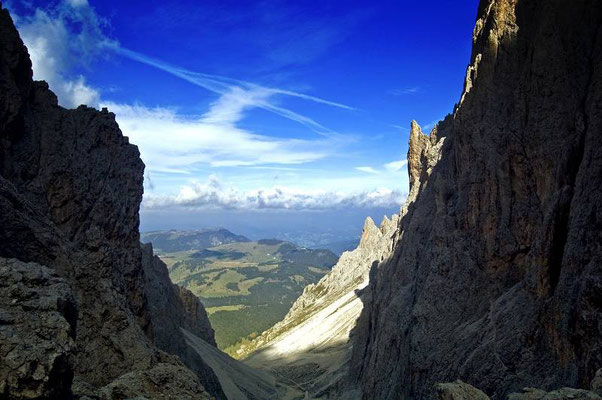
[436,380,490,400]
[592,369,602,395]
[177,285,217,346]
[0,5,219,399]
[350,0,602,398]
[0,4,155,387]
[98,357,213,400]
[141,243,224,398]
[434,382,602,400]
[0,258,76,399]
[141,243,216,350]
[508,387,602,400]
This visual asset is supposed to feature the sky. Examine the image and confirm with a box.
[6,0,479,243]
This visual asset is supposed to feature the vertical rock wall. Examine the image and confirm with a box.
[350,0,602,398]
[0,4,222,398]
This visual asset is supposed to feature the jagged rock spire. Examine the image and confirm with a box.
[407,120,430,192]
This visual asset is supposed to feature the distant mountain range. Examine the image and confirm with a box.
[141,229,250,252]
[141,229,339,354]
[310,239,359,255]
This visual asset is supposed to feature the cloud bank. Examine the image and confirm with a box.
[144,175,404,211]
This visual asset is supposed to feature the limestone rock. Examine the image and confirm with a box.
[350,0,602,398]
[141,243,216,348]
[508,387,602,400]
[436,381,490,400]
[177,286,217,347]
[592,369,602,395]
[98,361,213,400]
[141,243,224,397]
[0,258,77,399]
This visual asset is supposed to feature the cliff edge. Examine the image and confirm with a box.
[0,4,222,398]
[350,0,602,398]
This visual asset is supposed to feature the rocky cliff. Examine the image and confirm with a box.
[349,0,602,398]
[0,4,224,398]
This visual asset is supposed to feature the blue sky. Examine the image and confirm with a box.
[7,0,478,241]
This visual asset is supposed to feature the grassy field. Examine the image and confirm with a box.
[157,239,338,355]
[206,305,248,315]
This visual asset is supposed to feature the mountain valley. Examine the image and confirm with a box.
[142,230,338,353]
[0,0,601,399]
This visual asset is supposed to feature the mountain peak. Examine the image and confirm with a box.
[359,216,381,248]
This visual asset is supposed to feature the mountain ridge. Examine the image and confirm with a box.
[141,228,251,253]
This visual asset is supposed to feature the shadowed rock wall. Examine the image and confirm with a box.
[350,0,602,398]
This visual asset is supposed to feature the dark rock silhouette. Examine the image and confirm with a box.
[0,4,221,398]
[350,0,602,398]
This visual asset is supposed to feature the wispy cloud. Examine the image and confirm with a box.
[355,160,408,175]
[384,159,408,172]
[11,0,353,174]
[143,175,404,211]
[388,86,421,96]
[422,119,441,132]
[12,1,354,138]
[112,46,353,136]
[355,166,380,174]
[103,102,339,172]
[390,124,409,132]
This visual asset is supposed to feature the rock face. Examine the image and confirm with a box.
[592,369,602,395]
[350,0,602,398]
[508,387,602,400]
[0,4,221,399]
[98,357,213,400]
[241,215,398,397]
[141,242,224,396]
[0,258,76,399]
[435,381,602,400]
[436,381,490,400]
[141,243,217,349]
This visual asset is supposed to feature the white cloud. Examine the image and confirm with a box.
[62,75,100,106]
[11,1,352,174]
[355,166,380,174]
[67,0,89,7]
[422,119,442,132]
[9,1,407,212]
[143,175,404,210]
[12,0,113,108]
[104,100,338,172]
[384,159,408,172]
[354,160,407,175]
[388,86,421,95]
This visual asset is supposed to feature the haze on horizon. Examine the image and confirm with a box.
[7,0,478,242]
